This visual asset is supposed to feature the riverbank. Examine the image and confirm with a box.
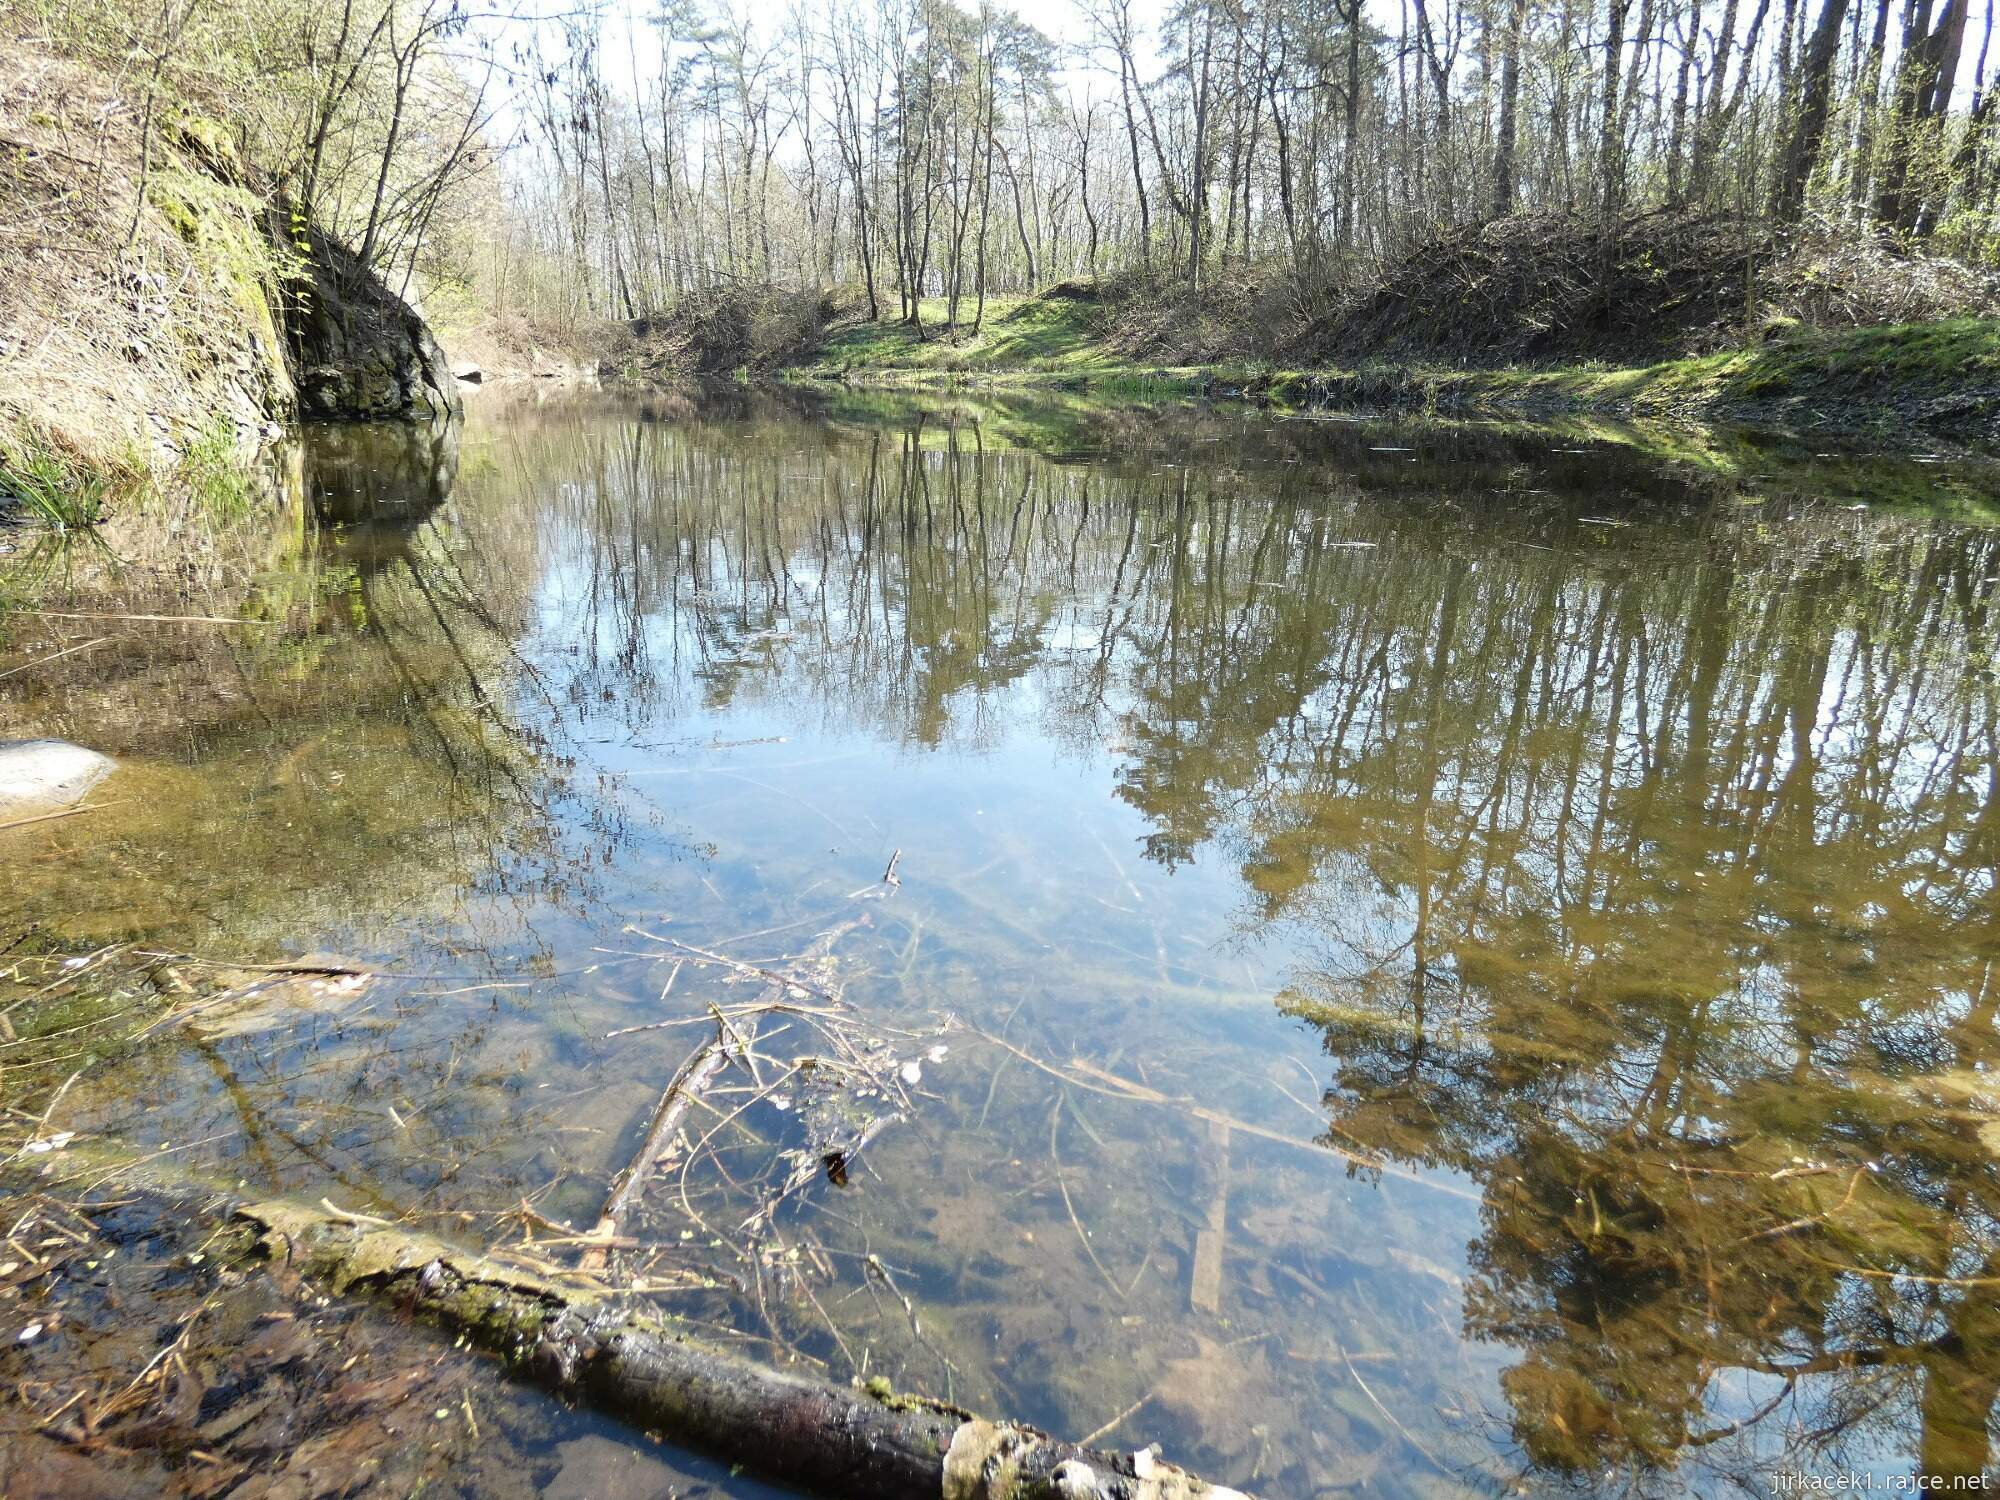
[0,36,458,535]
[775,294,2000,449]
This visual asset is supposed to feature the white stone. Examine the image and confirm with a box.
[1051,1459,1107,1499]
[0,739,115,813]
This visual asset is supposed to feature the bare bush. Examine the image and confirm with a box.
[604,287,835,378]
[1764,220,2000,328]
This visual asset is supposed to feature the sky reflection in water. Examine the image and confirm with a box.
[7,387,2000,1499]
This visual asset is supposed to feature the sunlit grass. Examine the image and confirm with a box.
[804,292,1115,375]
[0,429,111,531]
[178,417,261,522]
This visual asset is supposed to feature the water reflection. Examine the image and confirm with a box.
[5,387,1998,1497]
[0,408,586,956]
[1270,521,2000,1485]
[306,414,460,565]
[484,392,2000,1490]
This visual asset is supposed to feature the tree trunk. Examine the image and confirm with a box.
[1492,0,1529,214]
[1598,0,1634,218]
[1874,0,1945,228]
[1771,0,1855,219]
[1846,0,1895,207]
[1115,37,1152,268]
[975,54,998,331]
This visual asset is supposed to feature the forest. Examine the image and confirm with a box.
[8,0,2000,1484]
[15,0,1995,359]
[476,0,2000,328]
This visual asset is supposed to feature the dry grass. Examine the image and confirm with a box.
[1767,218,2000,328]
[439,309,611,381]
[1291,211,1780,363]
[0,38,292,491]
[1071,212,2000,372]
[603,286,835,378]
[1096,265,1322,365]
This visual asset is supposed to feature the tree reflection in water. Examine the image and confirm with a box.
[12,387,1998,1496]
[492,390,1999,1490]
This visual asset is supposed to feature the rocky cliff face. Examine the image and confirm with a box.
[0,39,459,496]
[282,225,462,424]
[0,47,298,473]
[1,42,460,494]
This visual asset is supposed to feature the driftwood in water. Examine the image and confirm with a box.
[577,1036,730,1273]
[237,1196,1251,1500]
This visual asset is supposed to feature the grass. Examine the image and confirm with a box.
[0,427,113,531]
[0,413,265,540]
[798,293,1278,394]
[1343,319,2000,432]
[1701,318,2000,407]
[801,295,1124,378]
[178,416,262,522]
[788,296,1254,398]
[783,287,1999,446]
[0,411,272,639]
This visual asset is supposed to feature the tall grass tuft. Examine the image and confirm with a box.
[179,417,259,522]
[0,431,110,531]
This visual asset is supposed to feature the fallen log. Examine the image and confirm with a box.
[236,1195,1252,1500]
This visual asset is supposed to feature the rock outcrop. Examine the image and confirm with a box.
[281,224,462,424]
[0,48,298,471]
[0,40,464,485]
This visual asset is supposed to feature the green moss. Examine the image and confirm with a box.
[784,292,1998,450]
[166,112,239,173]
[146,160,295,393]
[1581,320,2000,416]
[860,1372,969,1418]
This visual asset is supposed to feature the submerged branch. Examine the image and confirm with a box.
[578,1036,731,1274]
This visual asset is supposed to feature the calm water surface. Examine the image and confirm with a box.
[5,387,2000,1498]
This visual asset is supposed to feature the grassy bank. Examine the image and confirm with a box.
[1266,319,2000,441]
[777,295,2000,446]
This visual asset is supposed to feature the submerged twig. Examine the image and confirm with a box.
[624,924,843,1002]
[1050,1095,1125,1301]
[967,1026,1479,1202]
[1333,1331,1452,1474]
[0,802,121,834]
[1079,1391,1154,1447]
[580,1037,732,1274]
[0,636,112,680]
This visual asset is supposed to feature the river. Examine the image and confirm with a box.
[4,386,1999,1498]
